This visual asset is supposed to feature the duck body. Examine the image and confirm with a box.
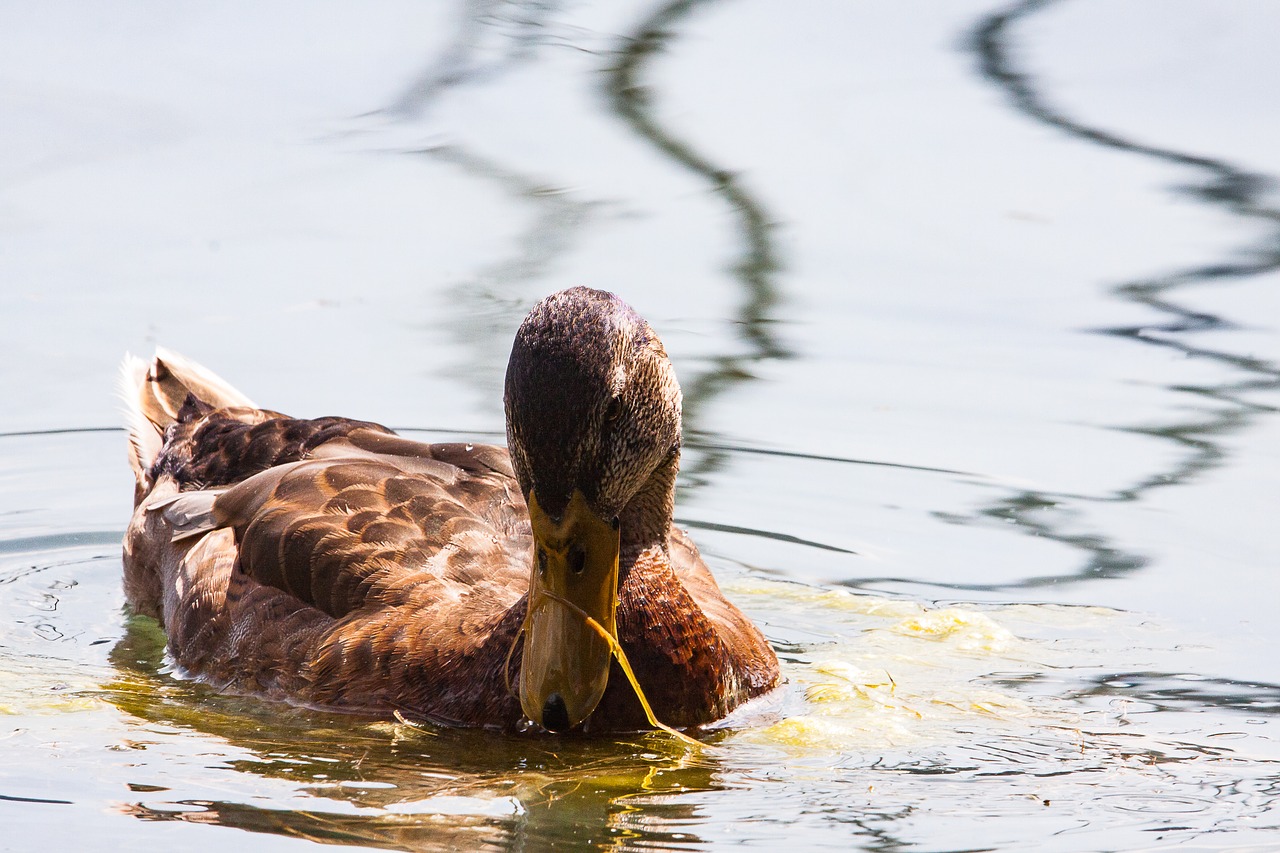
[122,288,780,732]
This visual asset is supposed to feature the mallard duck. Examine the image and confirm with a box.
[122,287,780,732]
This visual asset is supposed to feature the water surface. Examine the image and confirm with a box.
[2,1,1278,849]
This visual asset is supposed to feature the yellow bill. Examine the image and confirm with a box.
[520,489,620,732]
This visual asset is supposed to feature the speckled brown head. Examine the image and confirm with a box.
[503,287,683,732]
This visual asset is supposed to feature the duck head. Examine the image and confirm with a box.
[504,287,683,732]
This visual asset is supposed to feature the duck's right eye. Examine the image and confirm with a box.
[604,396,622,427]
[536,548,548,576]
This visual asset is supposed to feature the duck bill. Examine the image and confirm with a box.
[520,490,620,732]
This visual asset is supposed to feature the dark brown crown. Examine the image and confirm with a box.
[503,287,682,521]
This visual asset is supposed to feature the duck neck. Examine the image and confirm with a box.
[618,451,679,564]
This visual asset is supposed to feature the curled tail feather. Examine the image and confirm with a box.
[119,348,254,498]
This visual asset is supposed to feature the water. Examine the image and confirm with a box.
[3,0,1279,849]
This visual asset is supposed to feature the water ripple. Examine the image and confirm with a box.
[606,0,790,488]
[677,518,857,555]
[959,0,1280,590]
[0,531,123,558]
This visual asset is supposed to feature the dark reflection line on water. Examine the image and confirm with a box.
[694,441,977,478]
[677,518,857,555]
[385,0,564,120]
[995,670,1280,718]
[0,426,124,439]
[372,0,795,455]
[0,793,74,805]
[952,0,1280,590]
[397,426,508,438]
[377,0,794,499]
[0,531,125,556]
[606,0,790,488]
[847,569,1104,595]
[1,553,115,587]
[409,143,599,409]
[367,2,605,412]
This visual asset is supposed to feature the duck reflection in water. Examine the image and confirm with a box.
[107,594,727,850]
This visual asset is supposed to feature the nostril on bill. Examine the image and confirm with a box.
[542,692,571,732]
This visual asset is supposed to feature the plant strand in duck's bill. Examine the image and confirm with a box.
[506,590,703,748]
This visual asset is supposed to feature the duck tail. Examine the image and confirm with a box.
[119,348,255,490]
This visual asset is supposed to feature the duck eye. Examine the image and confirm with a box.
[536,548,548,576]
[567,544,587,575]
[604,396,622,426]
[610,516,620,531]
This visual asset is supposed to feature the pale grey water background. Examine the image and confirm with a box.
[2,1,1279,850]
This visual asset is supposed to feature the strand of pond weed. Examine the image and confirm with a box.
[536,589,704,749]
[508,589,703,749]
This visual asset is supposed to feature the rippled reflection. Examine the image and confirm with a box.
[103,616,728,851]
[961,0,1280,589]
[373,0,791,463]
[420,143,599,409]
[606,0,790,490]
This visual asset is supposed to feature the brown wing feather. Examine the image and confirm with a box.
[148,408,394,492]
[205,444,530,620]
[126,416,535,723]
